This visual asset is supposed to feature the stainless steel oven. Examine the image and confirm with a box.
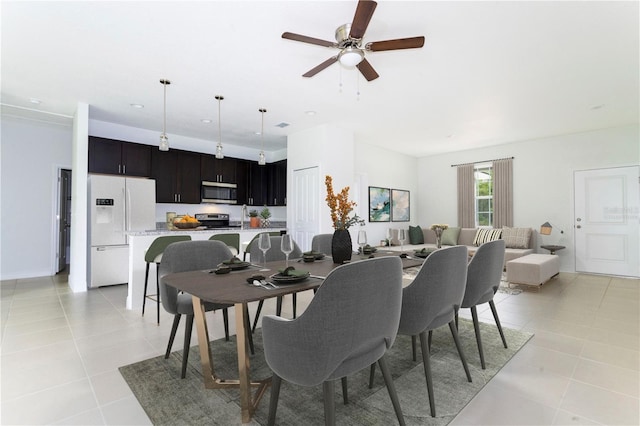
[201,181,237,204]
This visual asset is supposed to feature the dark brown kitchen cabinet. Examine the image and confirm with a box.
[267,159,287,206]
[201,155,237,183]
[151,149,201,204]
[235,159,268,206]
[88,136,151,177]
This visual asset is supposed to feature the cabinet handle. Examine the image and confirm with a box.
[178,194,181,203]
[118,164,122,174]
[174,194,177,202]
[123,164,126,174]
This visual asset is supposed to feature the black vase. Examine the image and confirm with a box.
[331,229,353,264]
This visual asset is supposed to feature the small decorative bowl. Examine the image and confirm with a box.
[302,255,316,263]
[173,221,201,229]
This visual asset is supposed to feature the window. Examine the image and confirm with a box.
[474,164,493,226]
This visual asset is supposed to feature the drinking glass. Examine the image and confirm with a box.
[280,234,293,268]
[357,230,368,253]
[258,233,271,271]
[386,228,393,247]
[398,229,407,252]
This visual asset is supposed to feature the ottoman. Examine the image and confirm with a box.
[506,254,560,287]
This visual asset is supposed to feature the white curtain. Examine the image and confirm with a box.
[493,158,513,227]
[457,164,475,228]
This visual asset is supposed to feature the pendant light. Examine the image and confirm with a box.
[258,108,266,165]
[214,95,224,159]
[159,79,171,151]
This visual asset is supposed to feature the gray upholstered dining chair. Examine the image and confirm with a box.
[249,235,303,332]
[458,239,508,369]
[369,245,472,418]
[262,256,406,426]
[311,233,333,255]
[243,231,280,261]
[158,240,247,379]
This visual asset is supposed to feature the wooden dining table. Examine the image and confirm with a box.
[162,251,423,423]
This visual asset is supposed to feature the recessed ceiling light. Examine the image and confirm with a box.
[29,98,42,105]
[275,122,290,128]
[590,104,605,110]
[130,103,144,109]
[201,119,212,123]
[304,110,316,116]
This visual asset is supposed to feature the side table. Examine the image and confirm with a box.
[540,245,565,255]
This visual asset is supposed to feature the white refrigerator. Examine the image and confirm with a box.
[88,175,156,288]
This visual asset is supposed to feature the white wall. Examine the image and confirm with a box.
[417,124,640,272]
[354,141,418,246]
[0,115,72,280]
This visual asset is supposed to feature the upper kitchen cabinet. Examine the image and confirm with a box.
[201,155,237,183]
[267,159,287,206]
[235,159,267,206]
[151,149,201,204]
[88,136,151,177]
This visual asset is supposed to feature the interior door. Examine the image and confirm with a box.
[292,166,320,251]
[57,169,72,273]
[574,166,639,277]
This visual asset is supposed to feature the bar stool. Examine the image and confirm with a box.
[209,233,240,257]
[142,235,191,324]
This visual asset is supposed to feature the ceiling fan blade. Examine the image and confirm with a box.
[302,56,339,77]
[349,0,377,39]
[356,59,379,81]
[282,32,336,48]
[366,36,425,52]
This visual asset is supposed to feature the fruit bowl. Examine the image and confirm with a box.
[173,221,201,229]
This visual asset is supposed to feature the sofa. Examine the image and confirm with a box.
[386,226,537,268]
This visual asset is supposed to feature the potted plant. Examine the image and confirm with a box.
[259,207,272,227]
[249,209,260,228]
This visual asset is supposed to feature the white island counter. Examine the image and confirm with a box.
[125,228,285,310]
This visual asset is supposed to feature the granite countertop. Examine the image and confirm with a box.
[128,222,286,237]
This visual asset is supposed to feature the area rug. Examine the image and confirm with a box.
[120,319,532,425]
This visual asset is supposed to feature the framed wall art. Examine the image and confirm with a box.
[391,189,410,222]
[368,186,390,222]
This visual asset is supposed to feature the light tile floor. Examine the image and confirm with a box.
[1,272,638,425]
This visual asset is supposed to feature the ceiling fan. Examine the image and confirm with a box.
[282,0,425,81]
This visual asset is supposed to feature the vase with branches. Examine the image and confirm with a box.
[325,175,364,263]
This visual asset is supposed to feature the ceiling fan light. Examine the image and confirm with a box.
[338,47,364,67]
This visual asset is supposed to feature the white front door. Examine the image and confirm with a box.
[574,166,639,277]
[292,166,320,251]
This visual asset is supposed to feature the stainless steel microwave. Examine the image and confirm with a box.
[201,181,237,204]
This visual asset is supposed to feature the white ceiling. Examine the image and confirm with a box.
[2,1,638,157]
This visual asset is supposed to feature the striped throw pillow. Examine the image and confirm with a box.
[473,228,502,246]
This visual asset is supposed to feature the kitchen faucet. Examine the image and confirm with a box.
[241,204,247,230]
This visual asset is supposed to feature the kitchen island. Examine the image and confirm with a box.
[125,227,286,310]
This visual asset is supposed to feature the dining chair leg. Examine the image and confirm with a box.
[378,355,406,426]
[182,314,194,379]
[252,300,264,333]
[368,363,376,388]
[322,380,336,426]
[428,330,433,351]
[448,321,472,382]
[243,305,255,355]
[155,264,160,325]
[267,374,282,426]
[165,314,181,358]
[292,293,297,319]
[341,376,348,405]
[419,331,436,418]
[222,308,230,341]
[142,263,150,316]
[470,306,486,369]
[411,335,417,361]
[489,300,508,348]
